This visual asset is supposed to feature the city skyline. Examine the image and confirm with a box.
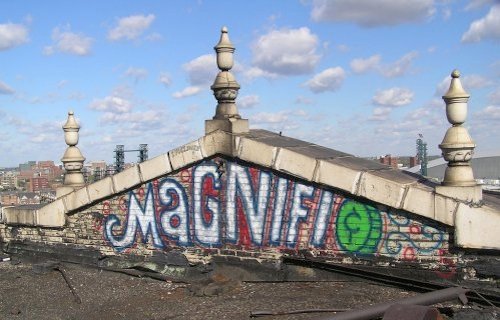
[1,0,499,167]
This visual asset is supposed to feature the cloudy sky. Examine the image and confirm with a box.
[0,0,499,167]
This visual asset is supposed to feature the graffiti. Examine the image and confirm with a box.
[102,158,449,262]
[336,201,382,254]
[383,210,445,258]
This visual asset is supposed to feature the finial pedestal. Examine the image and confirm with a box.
[57,111,86,197]
[205,27,249,134]
[436,70,482,202]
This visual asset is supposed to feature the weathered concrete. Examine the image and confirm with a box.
[455,203,500,249]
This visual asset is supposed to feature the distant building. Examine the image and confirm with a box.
[0,193,18,206]
[0,172,18,189]
[379,154,399,169]
[409,156,419,168]
[19,161,36,172]
[18,192,40,205]
[30,176,49,192]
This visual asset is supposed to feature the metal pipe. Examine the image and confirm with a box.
[317,286,470,320]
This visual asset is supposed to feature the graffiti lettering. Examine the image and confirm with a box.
[103,158,448,263]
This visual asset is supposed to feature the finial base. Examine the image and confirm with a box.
[441,164,476,187]
[214,102,241,119]
[436,185,482,203]
[205,118,249,135]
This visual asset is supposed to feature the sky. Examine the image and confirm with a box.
[0,0,499,167]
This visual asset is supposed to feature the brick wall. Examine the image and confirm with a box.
[0,157,457,275]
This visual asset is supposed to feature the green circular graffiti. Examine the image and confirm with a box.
[336,200,382,254]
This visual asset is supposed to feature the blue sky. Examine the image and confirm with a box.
[0,0,499,167]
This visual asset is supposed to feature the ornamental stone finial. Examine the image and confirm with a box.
[214,26,235,71]
[63,110,80,146]
[205,27,249,134]
[60,111,85,192]
[437,70,481,202]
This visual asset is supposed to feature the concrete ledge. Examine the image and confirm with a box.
[112,165,142,194]
[357,171,409,209]
[168,140,205,170]
[2,207,35,225]
[403,184,435,220]
[455,204,500,249]
[36,199,66,227]
[273,147,317,181]
[139,154,172,182]
[1,201,65,228]
[88,176,115,203]
[434,193,458,226]
[64,186,91,212]
[237,137,278,168]
[314,159,361,195]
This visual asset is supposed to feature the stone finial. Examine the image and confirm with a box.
[205,27,249,134]
[214,26,235,71]
[63,111,80,146]
[60,111,85,189]
[438,70,477,188]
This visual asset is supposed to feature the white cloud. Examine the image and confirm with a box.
[462,74,493,89]
[0,23,29,50]
[89,95,133,113]
[489,87,500,104]
[475,105,500,119]
[173,54,217,99]
[311,0,436,27]
[251,111,290,124]
[295,96,315,105]
[100,110,163,128]
[465,0,494,11]
[462,5,500,43]
[350,54,381,74]
[239,95,260,109]
[172,86,202,99]
[44,26,93,56]
[373,87,414,107]
[145,32,163,42]
[435,73,493,96]
[252,27,320,75]
[242,66,278,80]
[159,73,171,87]
[380,51,418,78]
[124,67,148,82]
[442,7,452,21]
[337,44,350,52]
[108,14,155,41]
[0,80,14,94]
[370,107,392,121]
[350,52,417,77]
[435,75,451,96]
[176,112,192,123]
[407,107,431,121]
[69,91,85,100]
[30,132,59,143]
[305,67,345,93]
[183,54,217,86]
